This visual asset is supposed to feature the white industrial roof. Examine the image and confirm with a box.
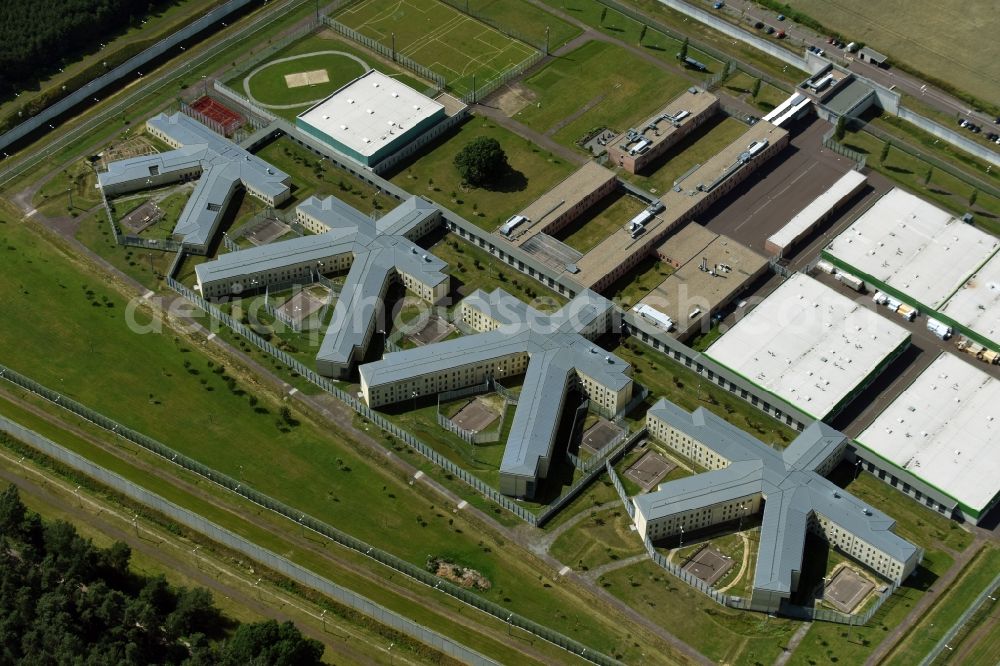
[705,273,910,419]
[857,353,1000,513]
[937,251,1000,347]
[824,188,999,309]
[297,70,443,158]
[767,170,866,251]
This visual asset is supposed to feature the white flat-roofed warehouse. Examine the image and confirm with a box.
[856,353,1000,523]
[822,188,999,349]
[705,274,911,421]
[296,70,446,167]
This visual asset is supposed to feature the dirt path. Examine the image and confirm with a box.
[584,553,649,580]
[0,450,390,665]
[865,537,985,666]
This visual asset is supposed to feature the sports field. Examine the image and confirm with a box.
[243,51,368,108]
[335,0,538,96]
[789,0,1000,108]
[515,40,687,148]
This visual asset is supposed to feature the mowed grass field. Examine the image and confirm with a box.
[515,40,687,148]
[388,117,575,227]
[336,0,538,96]
[226,31,432,121]
[0,218,671,663]
[790,0,1000,108]
[465,0,581,50]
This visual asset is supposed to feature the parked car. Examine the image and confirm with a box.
[959,119,970,127]
[754,20,764,29]
[776,30,786,38]
[807,45,817,53]
[764,25,775,34]
[777,14,785,20]
[713,1,724,8]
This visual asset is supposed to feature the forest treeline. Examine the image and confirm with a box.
[0,484,325,665]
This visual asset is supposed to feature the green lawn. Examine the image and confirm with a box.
[600,560,799,665]
[245,52,367,106]
[549,506,645,571]
[515,40,687,148]
[428,232,568,308]
[254,136,389,213]
[33,159,104,218]
[559,192,646,253]
[721,70,789,113]
[388,117,575,227]
[465,0,582,50]
[0,212,676,665]
[226,30,433,122]
[670,530,756,599]
[883,547,1000,665]
[609,339,798,448]
[603,255,673,309]
[542,0,722,74]
[624,116,750,195]
[335,0,537,96]
[840,128,1000,238]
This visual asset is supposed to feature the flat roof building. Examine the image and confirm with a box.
[642,224,768,340]
[705,273,911,421]
[575,121,789,292]
[606,88,719,174]
[359,289,633,498]
[196,196,446,378]
[636,399,921,614]
[505,162,617,245]
[98,112,291,253]
[296,70,446,167]
[823,188,1000,350]
[856,352,1000,523]
[765,170,867,258]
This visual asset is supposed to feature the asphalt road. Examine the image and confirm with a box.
[717,0,998,127]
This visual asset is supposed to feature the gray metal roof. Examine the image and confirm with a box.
[360,289,632,480]
[636,400,918,595]
[98,113,290,248]
[195,195,444,370]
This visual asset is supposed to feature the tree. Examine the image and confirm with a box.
[219,620,324,666]
[924,167,933,186]
[751,77,762,100]
[677,37,689,62]
[969,189,978,207]
[454,137,509,187]
[833,116,846,142]
[600,7,607,23]
[879,139,891,164]
[639,25,647,44]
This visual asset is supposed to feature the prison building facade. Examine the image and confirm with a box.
[196,196,447,378]
[98,113,291,253]
[359,289,633,498]
[635,400,921,613]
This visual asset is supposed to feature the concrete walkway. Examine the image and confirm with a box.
[585,553,649,580]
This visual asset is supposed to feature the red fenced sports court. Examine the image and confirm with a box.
[191,96,243,135]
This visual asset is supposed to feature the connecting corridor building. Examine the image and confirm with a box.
[195,196,447,378]
[635,400,921,613]
[359,289,633,498]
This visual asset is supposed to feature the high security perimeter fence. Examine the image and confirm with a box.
[0,414,497,666]
[0,362,623,666]
[0,0,255,153]
[606,455,897,624]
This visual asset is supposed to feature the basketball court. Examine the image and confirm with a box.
[247,219,292,246]
[824,566,874,613]
[120,201,163,233]
[452,398,500,432]
[624,450,676,492]
[580,419,624,455]
[409,315,455,346]
[682,545,733,586]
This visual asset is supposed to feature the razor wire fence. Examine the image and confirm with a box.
[0,363,624,665]
[0,414,500,666]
